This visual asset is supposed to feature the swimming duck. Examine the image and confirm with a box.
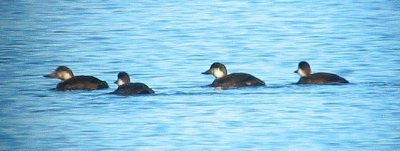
[294,61,349,84]
[44,66,109,91]
[202,62,265,88]
[112,72,155,95]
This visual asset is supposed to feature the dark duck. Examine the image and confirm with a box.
[294,61,349,84]
[202,62,265,88]
[112,72,155,95]
[44,66,109,91]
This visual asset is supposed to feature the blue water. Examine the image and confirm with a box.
[1,1,399,150]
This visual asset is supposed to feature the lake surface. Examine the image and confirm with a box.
[1,0,399,150]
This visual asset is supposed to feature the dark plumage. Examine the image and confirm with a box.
[202,62,265,88]
[210,73,265,87]
[113,83,155,95]
[44,66,109,91]
[112,72,154,95]
[294,61,349,84]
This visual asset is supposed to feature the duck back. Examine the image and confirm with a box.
[56,76,109,91]
[297,73,349,84]
[212,73,265,88]
[113,83,155,95]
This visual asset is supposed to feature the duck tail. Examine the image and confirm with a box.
[99,81,109,89]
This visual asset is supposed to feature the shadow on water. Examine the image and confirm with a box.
[38,81,398,97]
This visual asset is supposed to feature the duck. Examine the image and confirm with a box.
[294,61,349,84]
[44,66,109,91]
[112,72,155,95]
[202,62,265,88]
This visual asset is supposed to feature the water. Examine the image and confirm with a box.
[1,0,399,150]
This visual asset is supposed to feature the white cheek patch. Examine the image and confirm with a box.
[297,69,307,77]
[59,71,72,80]
[117,79,125,86]
[213,68,225,79]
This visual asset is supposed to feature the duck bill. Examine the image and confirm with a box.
[114,80,118,84]
[293,70,298,73]
[43,72,57,78]
[202,69,211,75]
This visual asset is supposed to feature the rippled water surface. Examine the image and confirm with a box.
[1,1,399,150]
